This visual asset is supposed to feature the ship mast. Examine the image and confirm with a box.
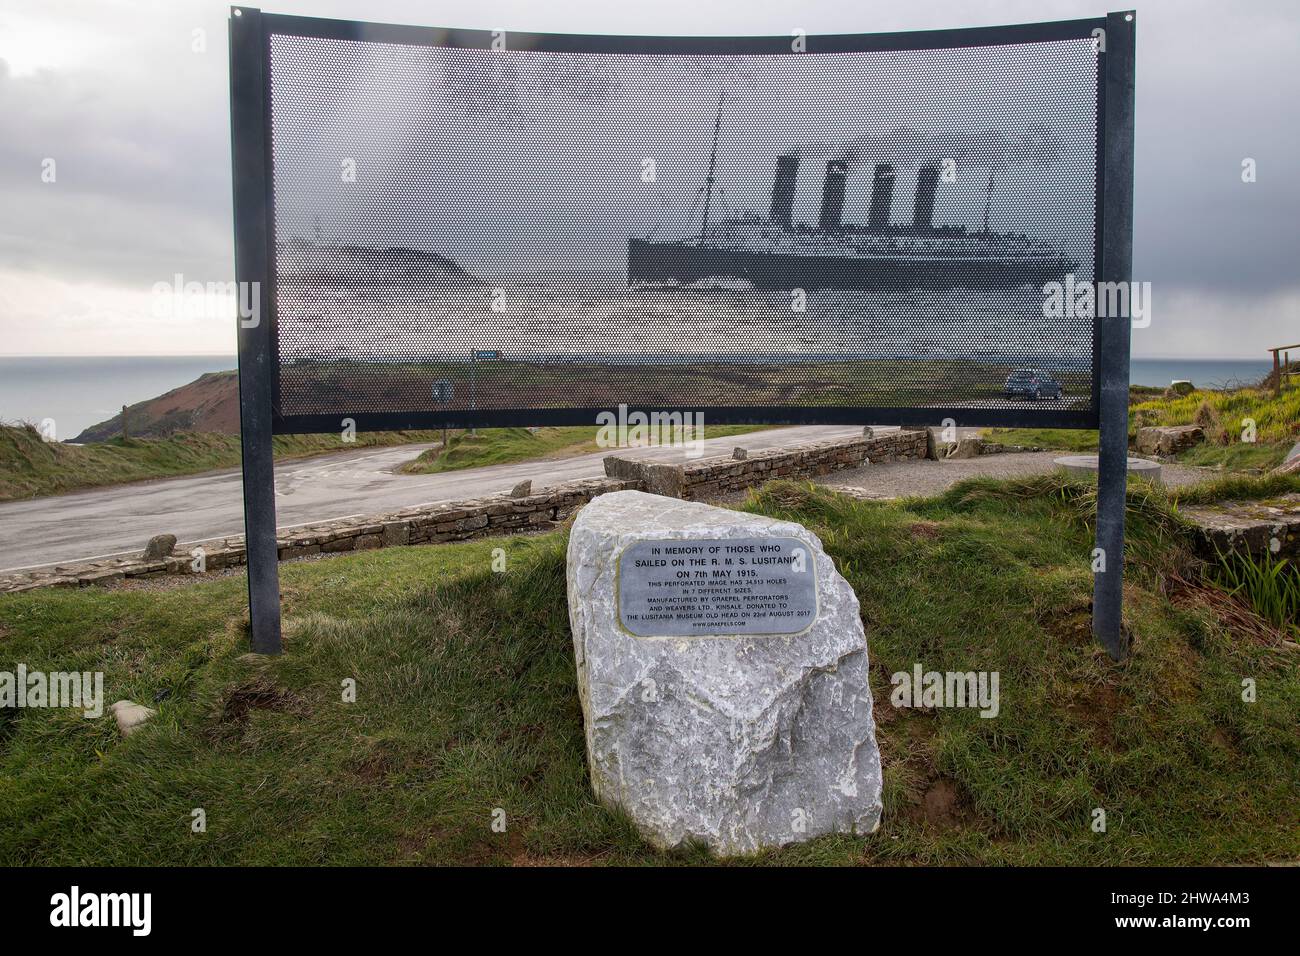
[698,91,726,243]
[982,169,996,234]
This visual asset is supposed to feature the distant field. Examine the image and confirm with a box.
[278,357,1094,417]
[400,424,776,474]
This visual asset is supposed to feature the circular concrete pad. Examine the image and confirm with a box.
[1055,454,1162,483]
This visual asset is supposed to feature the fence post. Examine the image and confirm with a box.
[1092,10,1137,662]
[230,7,282,654]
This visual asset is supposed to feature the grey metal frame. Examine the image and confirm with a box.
[1092,11,1137,661]
[228,7,1136,657]
[230,7,281,653]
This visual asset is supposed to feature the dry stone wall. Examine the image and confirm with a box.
[1,434,926,595]
[608,430,927,500]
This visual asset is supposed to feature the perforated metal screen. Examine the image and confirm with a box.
[251,14,1107,432]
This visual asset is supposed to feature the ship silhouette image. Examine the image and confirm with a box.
[628,95,1079,291]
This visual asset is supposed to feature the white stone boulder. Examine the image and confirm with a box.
[110,700,156,737]
[566,490,882,855]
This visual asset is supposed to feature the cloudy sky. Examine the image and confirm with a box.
[1,0,1297,358]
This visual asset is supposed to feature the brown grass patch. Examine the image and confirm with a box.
[1167,572,1291,646]
[217,676,309,724]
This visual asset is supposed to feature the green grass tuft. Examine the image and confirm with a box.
[1210,547,1300,636]
[1130,385,1300,444]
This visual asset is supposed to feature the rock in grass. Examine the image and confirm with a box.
[142,534,177,561]
[110,700,157,737]
[946,436,984,459]
[1135,424,1203,457]
[1275,442,1300,475]
[565,489,882,855]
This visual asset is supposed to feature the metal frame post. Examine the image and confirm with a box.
[230,7,282,654]
[230,9,1129,659]
[1092,10,1136,661]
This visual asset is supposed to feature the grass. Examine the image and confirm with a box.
[987,384,1300,469]
[1210,547,1299,636]
[1,471,1297,865]
[1174,442,1292,472]
[983,427,1099,452]
[0,424,442,501]
[399,424,776,474]
[1131,385,1300,446]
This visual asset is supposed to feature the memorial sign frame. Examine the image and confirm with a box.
[229,8,1135,658]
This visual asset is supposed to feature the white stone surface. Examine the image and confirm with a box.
[1055,454,1163,483]
[566,490,882,855]
[110,700,156,737]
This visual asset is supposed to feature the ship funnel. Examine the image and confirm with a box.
[819,160,848,232]
[769,155,799,229]
[912,164,941,231]
[867,164,895,231]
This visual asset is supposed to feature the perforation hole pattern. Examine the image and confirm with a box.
[266,29,1100,425]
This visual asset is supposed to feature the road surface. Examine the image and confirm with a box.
[0,425,869,572]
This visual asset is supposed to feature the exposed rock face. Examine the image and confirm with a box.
[925,427,983,460]
[142,534,177,561]
[1135,424,1203,457]
[566,490,882,855]
[1180,493,1300,560]
[1275,442,1300,476]
[946,437,984,459]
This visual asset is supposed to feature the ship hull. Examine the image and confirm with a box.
[628,238,1077,291]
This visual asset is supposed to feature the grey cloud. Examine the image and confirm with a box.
[1,0,1297,352]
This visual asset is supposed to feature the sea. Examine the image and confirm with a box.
[0,356,237,443]
[0,354,1274,443]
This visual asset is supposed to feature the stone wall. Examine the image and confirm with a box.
[605,430,927,500]
[1180,493,1300,560]
[0,477,637,595]
[0,433,925,595]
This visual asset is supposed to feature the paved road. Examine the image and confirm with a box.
[822,451,1214,498]
[0,425,869,572]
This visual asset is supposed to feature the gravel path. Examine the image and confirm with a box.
[818,451,1217,500]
